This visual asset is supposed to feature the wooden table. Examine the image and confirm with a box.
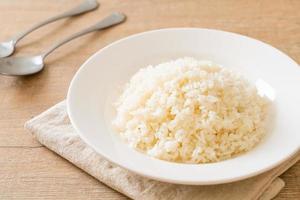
[0,0,299,199]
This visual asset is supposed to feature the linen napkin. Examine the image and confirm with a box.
[25,101,299,200]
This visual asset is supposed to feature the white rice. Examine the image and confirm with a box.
[113,57,269,163]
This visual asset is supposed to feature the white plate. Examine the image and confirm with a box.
[67,28,300,185]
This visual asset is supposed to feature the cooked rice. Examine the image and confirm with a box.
[113,57,269,163]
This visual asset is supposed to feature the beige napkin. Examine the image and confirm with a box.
[25,101,299,200]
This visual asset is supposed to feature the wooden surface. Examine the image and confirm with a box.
[0,0,299,199]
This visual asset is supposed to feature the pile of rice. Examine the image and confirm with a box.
[113,57,269,163]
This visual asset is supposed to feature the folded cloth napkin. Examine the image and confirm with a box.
[25,101,299,200]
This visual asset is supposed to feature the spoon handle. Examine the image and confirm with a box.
[12,0,99,44]
[41,12,126,59]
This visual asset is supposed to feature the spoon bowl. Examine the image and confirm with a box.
[0,56,44,76]
[0,41,14,58]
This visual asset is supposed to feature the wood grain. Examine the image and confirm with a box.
[0,0,299,199]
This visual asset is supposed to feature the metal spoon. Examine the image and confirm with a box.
[0,0,99,58]
[0,12,126,76]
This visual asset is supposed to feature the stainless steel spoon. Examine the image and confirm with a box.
[0,12,126,76]
[0,0,99,58]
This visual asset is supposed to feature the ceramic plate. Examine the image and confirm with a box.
[67,28,300,185]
